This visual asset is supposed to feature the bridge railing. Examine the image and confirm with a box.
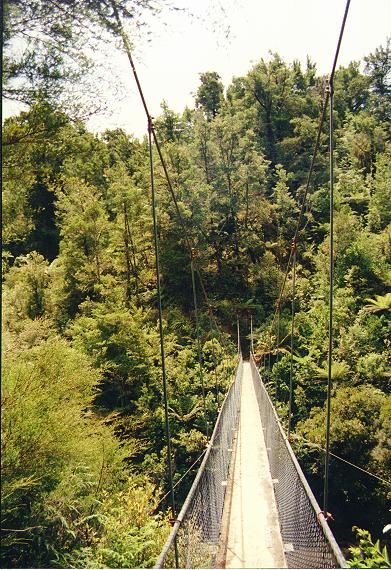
[250,354,347,569]
[155,357,243,569]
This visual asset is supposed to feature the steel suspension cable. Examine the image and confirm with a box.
[148,122,179,568]
[207,307,221,408]
[323,0,352,521]
[274,303,281,402]
[267,0,351,351]
[288,239,297,439]
[110,0,214,302]
[291,433,391,487]
[110,0,239,378]
[190,254,209,437]
[276,303,281,364]
[151,447,208,515]
[236,314,241,355]
[268,98,330,338]
[204,302,235,407]
[110,0,234,368]
[206,303,234,401]
[109,0,240,436]
[266,0,351,391]
[250,314,254,354]
[324,76,335,520]
[211,337,220,408]
[268,329,272,372]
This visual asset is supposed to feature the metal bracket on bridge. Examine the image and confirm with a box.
[317,511,335,523]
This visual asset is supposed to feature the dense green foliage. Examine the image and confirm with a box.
[2,6,390,564]
[348,527,390,568]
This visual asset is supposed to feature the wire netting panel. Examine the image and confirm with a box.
[250,356,347,569]
[155,359,243,569]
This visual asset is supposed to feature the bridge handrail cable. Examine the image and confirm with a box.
[155,357,243,568]
[250,354,347,568]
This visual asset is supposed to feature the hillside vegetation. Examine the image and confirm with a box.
[2,11,390,565]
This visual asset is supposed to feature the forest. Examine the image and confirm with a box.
[2,1,390,568]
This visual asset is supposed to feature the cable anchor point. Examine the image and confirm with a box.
[326,79,333,96]
[317,511,334,523]
[148,116,154,133]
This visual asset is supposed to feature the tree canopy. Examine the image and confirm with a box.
[2,7,390,565]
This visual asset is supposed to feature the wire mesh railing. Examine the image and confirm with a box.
[250,354,347,569]
[155,357,243,569]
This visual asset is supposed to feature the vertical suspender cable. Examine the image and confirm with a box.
[324,79,334,519]
[207,307,220,408]
[211,334,220,408]
[268,330,272,372]
[148,123,179,568]
[250,314,254,354]
[264,0,350,403]
[190,254,209,437]
[276,304,281,364]
[323,0,351,519]
[275,303,281,402]
[288,240,297,439]
[237,314,241,355]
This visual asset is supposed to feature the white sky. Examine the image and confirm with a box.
[4,1,390,139]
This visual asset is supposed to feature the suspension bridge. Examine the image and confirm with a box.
[154,354,347,569]
[109,1,359,567]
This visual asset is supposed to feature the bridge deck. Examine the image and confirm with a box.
[222,361,287,568]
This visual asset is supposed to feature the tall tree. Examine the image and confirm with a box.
[195,72,225,120]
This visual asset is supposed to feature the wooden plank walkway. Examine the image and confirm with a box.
[221,362,287,568]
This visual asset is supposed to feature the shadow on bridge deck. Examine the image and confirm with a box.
[219,361,287,568]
